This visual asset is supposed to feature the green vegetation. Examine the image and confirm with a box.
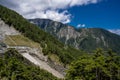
[0,5,83,65]
[66,49,120,80]
[78,28,120,54]
[0,49,59,80]
[1,48,119,80]
[4,35,40,48]
[1,5,120,80]
[48,54,63,65]
[30,18,120,54]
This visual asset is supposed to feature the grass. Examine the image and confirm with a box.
[48,54,63,65]
[4,35,63,64]
[4,35,41,49]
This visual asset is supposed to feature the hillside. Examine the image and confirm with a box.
[29,19,120,54]
[0,49,59,80]
[0,17,64,78]
[0,4,84,64]
[0,4,120,80]
[0,4,85,79]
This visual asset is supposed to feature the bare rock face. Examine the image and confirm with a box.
[0,18,20,44]
[57,26,81,40]
[0,18,20,36]
[29,19,120,54]
[0,19,65,78]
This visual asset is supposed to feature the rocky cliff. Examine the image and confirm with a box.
[29,19,120,54]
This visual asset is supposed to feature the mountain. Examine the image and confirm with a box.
[0,49,59,80]
[0,5,85,79]
[0,4,120,80]
[29,19,120,54]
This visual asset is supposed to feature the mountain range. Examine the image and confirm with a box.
[29,19,120,54]
[0,4,120,80]
[0,5,84,79]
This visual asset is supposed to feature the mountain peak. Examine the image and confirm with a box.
[29,18,120,54]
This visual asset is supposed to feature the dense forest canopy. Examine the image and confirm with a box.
[66,49,120,80]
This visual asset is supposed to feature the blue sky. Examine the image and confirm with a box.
[68,0,120,29]
[0,0,120,35]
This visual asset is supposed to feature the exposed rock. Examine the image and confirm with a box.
[57,26,81,40]
[29,19,120,54]
[8,46,64,78]
[0,18,20,36]
[0,19,65,78]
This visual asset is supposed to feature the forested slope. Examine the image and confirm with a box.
[29,19,120,54]
[0,5,83,65]
[0,49,59,80]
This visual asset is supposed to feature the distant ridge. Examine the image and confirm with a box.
[29,18,120,54]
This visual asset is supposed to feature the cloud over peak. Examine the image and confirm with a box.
[77,24,86,28]
[0,0,100,23]
[108,29,120,35]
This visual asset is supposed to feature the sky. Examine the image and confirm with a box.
[0,0,120,35]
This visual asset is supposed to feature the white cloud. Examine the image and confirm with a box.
[25,10,71,24]
[70,0,98,6]
[77,24,86,28]
[108,29,120,35]
[0,0,100,23]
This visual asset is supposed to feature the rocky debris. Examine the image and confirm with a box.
[32,55,64,78]
[0,42,7,53]
[0,18,65,78]
[0,18,20,36]
[48,59,66,76]
[0,49,5,54]
[9,46,48,62]
[7,46,64,78]
[0,35,4,41]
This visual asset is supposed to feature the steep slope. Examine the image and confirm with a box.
[29,19,120,54]
[0,5,83,64]
[0,18,64,78]
[0,5,84,79]
[0,49,59,80]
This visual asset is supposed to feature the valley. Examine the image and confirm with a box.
[0,4,120,80]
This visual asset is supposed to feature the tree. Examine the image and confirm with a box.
[0,49,59,80]
[66,55,96,80]
[66,49,120,80]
